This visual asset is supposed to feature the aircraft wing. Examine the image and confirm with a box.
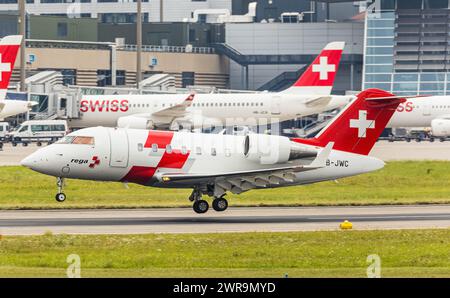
[151,94,195,117]
[304,96,332,107]
[157,142,333,194]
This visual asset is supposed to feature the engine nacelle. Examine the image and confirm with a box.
[117,116,154,130]
[431,118,450,137]
[243,134,317,165]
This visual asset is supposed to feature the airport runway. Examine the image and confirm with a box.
[3,141,450,166]
[0,205,449,235]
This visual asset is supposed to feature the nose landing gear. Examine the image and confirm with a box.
[55,177,66,202]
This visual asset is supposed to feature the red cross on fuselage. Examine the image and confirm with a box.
[89,156,100,168]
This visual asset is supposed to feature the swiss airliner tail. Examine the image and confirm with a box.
[0,35,22,101]
[282,41,345,95]
[292,88,406,155]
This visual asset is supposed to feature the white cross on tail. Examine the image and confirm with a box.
[350,110,375,138]
[0,54,11,82]
[312,56,335,80]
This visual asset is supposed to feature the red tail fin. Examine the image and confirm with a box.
[292,89,406,155]
[282,41,344,95]
[0,35,22,92]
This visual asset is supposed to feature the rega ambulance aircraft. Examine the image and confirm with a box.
[22,88,405,214]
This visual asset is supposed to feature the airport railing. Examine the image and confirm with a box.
[122,44,215,54]
[25,39,215,54]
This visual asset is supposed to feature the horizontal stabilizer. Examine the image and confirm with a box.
[306,142,333,168]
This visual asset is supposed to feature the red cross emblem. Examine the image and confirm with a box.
[89,156,100,168]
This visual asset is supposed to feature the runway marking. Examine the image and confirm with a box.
[1,206,449,235]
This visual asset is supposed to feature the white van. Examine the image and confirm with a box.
[10,120,68,146]
[0,122,10,141]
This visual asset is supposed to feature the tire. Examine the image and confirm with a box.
[22,142,28,147]
[212,197,228,212]
[406,138,411,143]
[55,193,66,202]
[193,200,209,214]
[430,138,435,143]
[12,142,17,147]
[37,142,42,147]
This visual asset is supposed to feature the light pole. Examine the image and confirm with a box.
[18,0,26,92]
[136,0,142,89]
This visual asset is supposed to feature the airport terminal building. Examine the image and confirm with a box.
[3,0,450,126]
[363,0,450,95]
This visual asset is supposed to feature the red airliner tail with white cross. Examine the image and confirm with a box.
[282,41,345,95]
[292,89,406,155]
[0,35,22,100]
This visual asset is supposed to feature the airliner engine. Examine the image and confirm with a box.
[431,118,450,137]
[243,134,317,165]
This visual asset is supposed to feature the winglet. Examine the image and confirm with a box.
[306,142,334,168]
[185,93,195,105]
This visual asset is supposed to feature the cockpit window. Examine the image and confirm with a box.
[56,136,95,145]
[56,136,75,144]
[72,136,95,145]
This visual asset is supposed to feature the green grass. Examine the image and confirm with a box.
[0,229,448,277]
[1,161,450,209]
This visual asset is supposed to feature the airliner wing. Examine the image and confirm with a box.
[151,94,195,117]
[157,143,333,194]
[304,96,332,107]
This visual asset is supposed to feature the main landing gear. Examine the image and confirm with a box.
[212,197,228,212]
[55,177,66,202]
[193,200,209,214]
[189,188,228,214]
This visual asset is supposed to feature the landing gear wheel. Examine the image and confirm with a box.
[212,197,228,212]
[193,200,209,214]
[55,193,66,202]
[55,177,66,203]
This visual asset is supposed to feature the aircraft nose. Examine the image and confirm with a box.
[21,153,38,169]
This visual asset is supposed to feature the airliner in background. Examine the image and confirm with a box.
[68,42,354,130]
[389,96,450,138]
[0,35,37,120]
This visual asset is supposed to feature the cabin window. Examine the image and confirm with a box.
[137,143,143,152]
[181,146,188,155]
[151,144,158,152]
[225,148,231,157]
[166,144,172,154]
[196,147,202,155]
[211,148,217,156]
